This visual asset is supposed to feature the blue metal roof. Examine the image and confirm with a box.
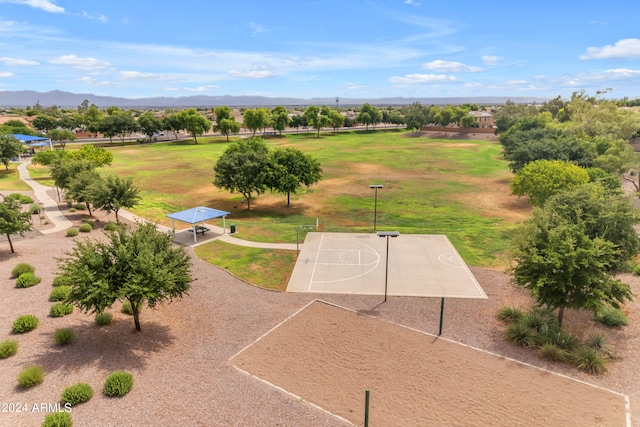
[12,134,50,142]
[166,206,230,224]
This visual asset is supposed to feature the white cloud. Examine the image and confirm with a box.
[481,55,503,66]
[0,57,38,66]
[183,85,219,92]
[80,11,107,23]
[248,22,268,35]
[0,0,64,13]
[120,71,170,81]
[404,0,422,6]
[228,66,277,79]
[345,82,366,90]
[76,76,112,86]
[422,60,481,73]
[388,73,456,84]
[580,38,640,60]
[49,55,110,71]
[0,72,16,78]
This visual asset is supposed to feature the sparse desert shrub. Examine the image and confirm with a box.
[41,411,72,427]
[53,275,73,287]
[535,325,578,351]
[54,328,75,345]
[73,203,86,210]
[18,365,44,388]
[95,312,113,326]
[11,262,35,278]
[16,272,41,288]
[49,286,71,302]
[104,371,133,397]
[539,342,568,362]
[594,306,628,327]
[50,303,74,318]
[522,306,557,333]
[0,339,19,358]
[61,382,93,406]
[505,322,536,347]
[103,221,118,231]
[66,228,79,237]
[570,347,607,375]
[583,329,616,359]
[497,305,524,323]
[12,314,39,333]
[68,208,76,213]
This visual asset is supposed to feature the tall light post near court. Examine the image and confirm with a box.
[369,184,383,231]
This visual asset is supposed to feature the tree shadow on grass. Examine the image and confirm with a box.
[27,317,175,374]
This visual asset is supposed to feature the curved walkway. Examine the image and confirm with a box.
[17,160,298,250]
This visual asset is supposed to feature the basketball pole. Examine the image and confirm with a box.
[438,297,445,336]
[364,389,370,427]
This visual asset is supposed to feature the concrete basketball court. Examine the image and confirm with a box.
[287,232,487,299]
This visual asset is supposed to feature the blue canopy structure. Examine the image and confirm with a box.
[12,134,53,150]
[166,206,230,243]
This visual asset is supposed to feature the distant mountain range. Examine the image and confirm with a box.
[0,90,551,108]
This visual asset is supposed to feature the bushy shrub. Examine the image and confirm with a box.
[496,305,524,323]
[29,203,42,215]
[73,203,86,210]
[633,263,640,276]
[78,223,92,233]
[11,262,35,278]
[522,306,557,333]
[53,275,73,287]
[570,347,607,375]
[12,315,39,333]
[104,371,133,397]
[539,342,568,362]
[68,208,76,213]
[16,272,42,288]
[0,339,19,359]
[42,412,72,427]
[535,325,578,351]
[61,382,93,406]
[594,306,628,327]
[6,193,33,204]
[95,312,113,326]
[18,365,45,388]
[54,328,75,345]
[583,329,616,359]
[50,303,74,318]
[121,301,134,315]
[66,228,79,237]
[49,286,71,302]
[103,221,118,231]
[505,322,536,347]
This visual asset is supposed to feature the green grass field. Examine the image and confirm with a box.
[101,130,526,268]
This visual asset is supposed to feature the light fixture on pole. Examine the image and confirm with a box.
[369,184,383,231]
[377,231,399,302]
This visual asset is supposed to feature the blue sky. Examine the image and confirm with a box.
[1,0,639,100]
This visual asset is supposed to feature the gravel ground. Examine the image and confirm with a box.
[1,202,639,426]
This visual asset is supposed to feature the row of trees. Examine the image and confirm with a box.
[213,137,322,208]
[501,91,640,326]
[32,146,139,221]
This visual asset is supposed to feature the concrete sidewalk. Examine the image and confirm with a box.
[16,160,298,250]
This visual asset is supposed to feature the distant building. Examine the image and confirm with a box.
[469,110,494,128]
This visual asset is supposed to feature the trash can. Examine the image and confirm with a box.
[230,224,236,234]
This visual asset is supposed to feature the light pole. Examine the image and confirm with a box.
[377,231,399,302]
[369,184,383,231]
[297,225,317,253]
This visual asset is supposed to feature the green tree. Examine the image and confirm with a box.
[510,184,639,326]
[0,134,24,170]
[0,195,32,253]
[100,112,138,144]
[270,106,290,135]
[242,108,270,137]
[50,158,96,191]
[213,137,270,209]
[510,159,590,207]
[321,107,344,135]
[162,113,182,139]
[31,115,58,133]
[356,103,382,130]
[175,108,211,143]
[137,112,162,140]
[69,144,113,166]
[32,149,68,166]
[304,105,330,138]
[58,222,193,331]
[66,169,102,216]
[48,129,75,150]
[83,105,104,137]
[268,147,322,206]
[87,175,140,222]
[213,106,241,141]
